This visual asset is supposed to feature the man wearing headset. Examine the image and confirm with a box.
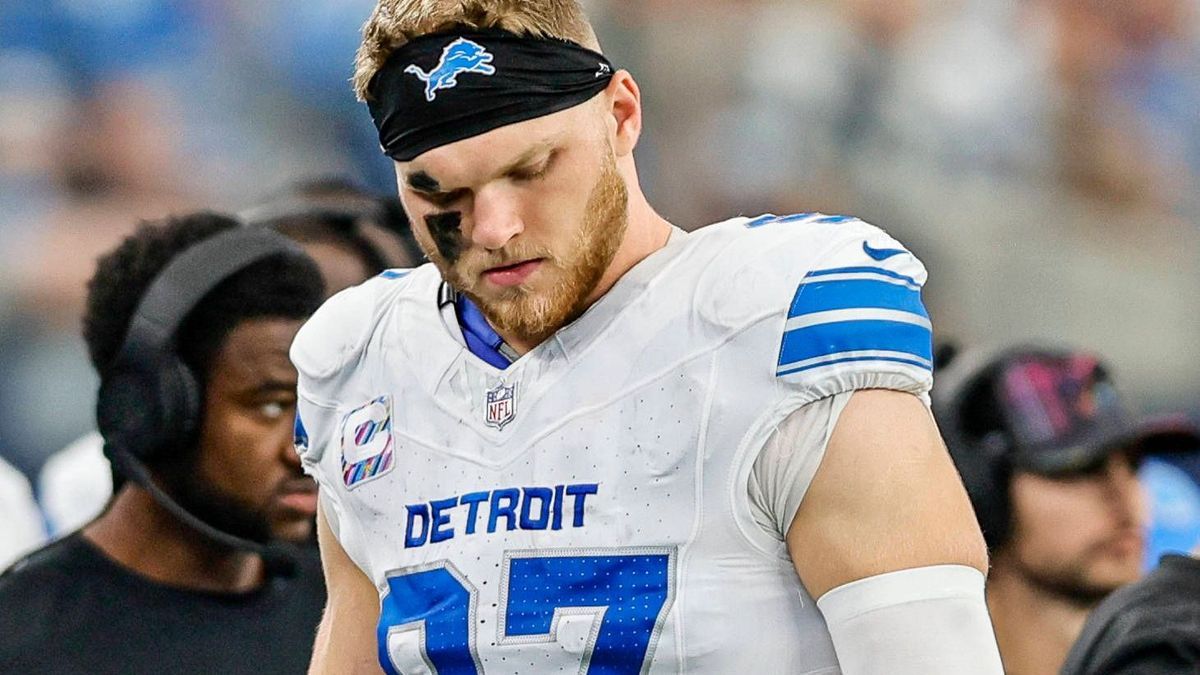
[36,182,423,537]
[934,345,1198,675]
[0,213,328,674]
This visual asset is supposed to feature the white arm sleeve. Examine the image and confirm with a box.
[816,565,1004,674]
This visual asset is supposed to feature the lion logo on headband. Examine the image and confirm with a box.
[405,37,497,102]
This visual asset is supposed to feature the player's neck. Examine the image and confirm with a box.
[502,195,673,355]
[589,198,674,307]
[83,485,265,594]
[985,562,1092,675]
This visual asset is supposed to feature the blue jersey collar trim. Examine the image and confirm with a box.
[456,294,512,370]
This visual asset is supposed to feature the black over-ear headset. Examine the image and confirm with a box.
[933,346,1028,552]
[96,227,308,576]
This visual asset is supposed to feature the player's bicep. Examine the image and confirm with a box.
[785,389,987,598]
[310,499,383,675]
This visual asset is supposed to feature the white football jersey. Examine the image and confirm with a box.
[293,214,933,675]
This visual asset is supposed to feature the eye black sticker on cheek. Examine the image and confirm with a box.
[426,211,464,263]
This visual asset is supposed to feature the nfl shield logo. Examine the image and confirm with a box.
[485,382,517,430]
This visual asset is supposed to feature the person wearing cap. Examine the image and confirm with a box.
[933,345,1191,675]
[1061,416,1200,675]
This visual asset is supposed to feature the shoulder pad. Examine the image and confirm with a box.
[290,270,414,395]
[699,213,934,398]
[696,213,924,322]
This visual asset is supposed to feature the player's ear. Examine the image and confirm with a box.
[605,70,642,158]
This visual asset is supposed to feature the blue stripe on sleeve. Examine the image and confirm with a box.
[778,319,933,368]
[789,278,928,319]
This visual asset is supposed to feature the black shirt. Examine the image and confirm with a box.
[0,533,326,674]
[1061,555,1200,675]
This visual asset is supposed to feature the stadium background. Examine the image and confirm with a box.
[0,0,1198,485]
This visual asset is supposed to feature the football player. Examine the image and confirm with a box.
[294,1,1004,672]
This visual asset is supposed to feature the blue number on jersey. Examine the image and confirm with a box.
[500,550,675,674]
[378,563,481,674]
[378,548,677,674]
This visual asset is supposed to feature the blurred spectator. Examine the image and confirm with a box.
[248,176,426,276]
[889,171,1200,415]
[0,455,45,572]
[0,214,326,674]
[708,0,951,216]
[721,0,1200,215]
[933,345,1196,675]
[37,181,420,537]
[1045,0,1200,213]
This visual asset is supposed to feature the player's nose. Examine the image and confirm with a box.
[471,185,524,251]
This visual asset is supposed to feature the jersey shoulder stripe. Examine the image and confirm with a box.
[711,213,934,395]
[779,262,933,377]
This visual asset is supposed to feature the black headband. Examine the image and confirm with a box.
[367,28,616,162]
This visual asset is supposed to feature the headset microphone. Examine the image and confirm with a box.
[106,448,299,577]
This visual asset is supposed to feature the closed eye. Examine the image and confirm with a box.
[509,150,557,183]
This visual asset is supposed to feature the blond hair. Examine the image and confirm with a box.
[354,0,599,101]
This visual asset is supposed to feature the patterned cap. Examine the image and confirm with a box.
[991,351,1197,475]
